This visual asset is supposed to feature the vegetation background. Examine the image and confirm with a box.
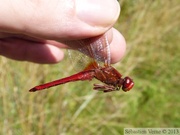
[0,0,179,134]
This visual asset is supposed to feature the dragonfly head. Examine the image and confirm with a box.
[122,77,134,92]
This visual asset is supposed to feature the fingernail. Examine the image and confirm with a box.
[76,0,120,27]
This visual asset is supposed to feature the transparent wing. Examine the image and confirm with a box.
[68,34,111,72]
[68,49,94,72]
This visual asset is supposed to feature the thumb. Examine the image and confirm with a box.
[0,0,120,40]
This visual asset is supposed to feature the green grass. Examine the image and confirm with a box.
[0,0,180,134]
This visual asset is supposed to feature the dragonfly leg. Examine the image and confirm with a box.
[93,84,119,92]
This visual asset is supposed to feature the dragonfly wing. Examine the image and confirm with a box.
[68,34,111,71]
[68,48,95,71]
[89,34,111,66]
[78,34,111,67]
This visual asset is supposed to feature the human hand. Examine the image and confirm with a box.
[0,0,126,64]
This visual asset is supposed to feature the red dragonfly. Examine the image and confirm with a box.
[29,35,134,92]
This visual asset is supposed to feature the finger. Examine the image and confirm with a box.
[109,28,126,64]
[0,32,69,48]
[55,28,126,64]
[45,28,127,64]
[0,38,64,64]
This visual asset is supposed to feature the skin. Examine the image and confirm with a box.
[0,0,126,64]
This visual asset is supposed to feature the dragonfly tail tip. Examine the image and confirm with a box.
[29,88,37,92]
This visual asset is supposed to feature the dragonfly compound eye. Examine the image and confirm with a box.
[122,77,134,92]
